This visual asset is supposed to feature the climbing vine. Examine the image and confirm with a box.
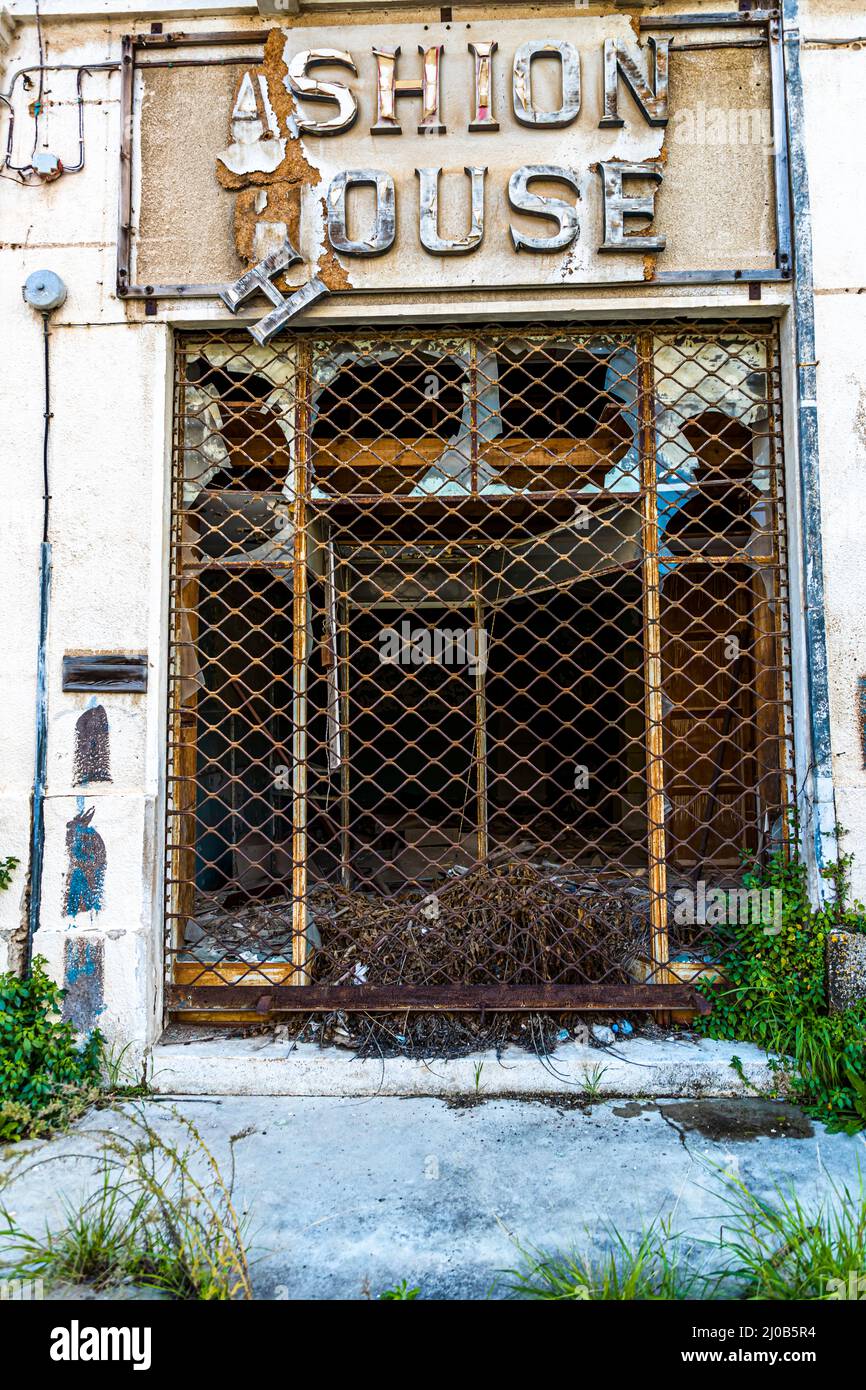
[698,839,866,1133]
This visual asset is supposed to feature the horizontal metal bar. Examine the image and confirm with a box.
[641,12,776,30]
[667,40,766,51]
[132,30,270,49]
[654,269,785,284]
[122,282,234,298]
[121,269,788,301]
[168,983,712,1014]
[136,57,263,69]
[126,13,774,39]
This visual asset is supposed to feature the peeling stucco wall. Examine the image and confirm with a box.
[0,6,171,1059]
[137,63,242,285]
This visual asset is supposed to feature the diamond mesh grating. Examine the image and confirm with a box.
[166,323,792,1015]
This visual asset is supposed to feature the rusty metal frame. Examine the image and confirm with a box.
[167,983,711,1015]
[637,331,670,988]
[116,13,793,301]
[117,31,268,301]
[165,319,793,1020]
[291,341,312,983]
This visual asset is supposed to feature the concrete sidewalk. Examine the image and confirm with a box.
[149,1033,780,1097]
[2,1095,864,1300]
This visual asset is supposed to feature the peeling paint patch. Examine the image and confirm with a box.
[316,196,351,291]
[234,181,301,264]
[217,30,319,195]
[216,28,322,278]
[216,29,354,292]
[62,936,105,1032]
[64,799,106,918]
[73,701,111,786]
[217,70,286,178]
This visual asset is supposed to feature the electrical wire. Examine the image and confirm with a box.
[41,314,51,543]
[32,0,45,162]
[25,307,53,974]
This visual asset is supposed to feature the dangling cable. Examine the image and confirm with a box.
[25,311,53,973]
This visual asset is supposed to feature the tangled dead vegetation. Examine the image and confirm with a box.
[309,857,648,989]
[281,1007,613,1060]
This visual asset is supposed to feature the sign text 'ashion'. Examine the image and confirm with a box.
[288,37,670,258]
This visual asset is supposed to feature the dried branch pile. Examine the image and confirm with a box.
[310,858,648,987]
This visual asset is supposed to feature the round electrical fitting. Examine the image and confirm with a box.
[22,269,68,313]
[33,151,63,181]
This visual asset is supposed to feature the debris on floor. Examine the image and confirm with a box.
[282,1008,633,1061]
[313,857,653,988]
[182,853,652,982]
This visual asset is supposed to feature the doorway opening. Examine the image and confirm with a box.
[166,323,792,1016]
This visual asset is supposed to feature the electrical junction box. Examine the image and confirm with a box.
[22,269,68,312]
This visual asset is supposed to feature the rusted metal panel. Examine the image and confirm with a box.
[638,332,670,988]
[469,41,499,133]
[512,40,582,129]
[370,43,445,136]
[327,170,396,256]
[168,983,712,1015]
[600,37,669,129]
[124,16,786,302]
[62,653,148,692]
[417,166,486,255]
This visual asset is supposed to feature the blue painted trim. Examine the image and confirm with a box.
[782,0,837,887]
[858,677,866,771]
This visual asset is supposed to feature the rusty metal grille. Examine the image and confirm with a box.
[166,322,792,1017]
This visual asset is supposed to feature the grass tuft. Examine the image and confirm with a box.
[379,1279,421,1300]
[0,1106,253,1300]
[504,1168,866,1302]
[503,1218,707,1301]
[713,1168,866,1300]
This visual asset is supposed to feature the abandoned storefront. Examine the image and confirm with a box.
[155,8,794,1024]
[5,1,850,1051]
[168,323,790,1017]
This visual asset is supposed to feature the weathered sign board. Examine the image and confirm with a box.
[128,15,786,332]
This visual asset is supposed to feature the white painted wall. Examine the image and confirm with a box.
[0,0,862,1051]
[0,12,172,1063]
[799,0,866,897]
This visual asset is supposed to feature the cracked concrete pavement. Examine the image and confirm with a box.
[1,1094,864,1299]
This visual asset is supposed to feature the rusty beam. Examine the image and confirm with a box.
[338,562,352,889]
[134,30,270,48]
[472,558,489,864]
[115,34,133,299]
[168,983,711,1014]
[638,331,671,990]
[292,343,311,983]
